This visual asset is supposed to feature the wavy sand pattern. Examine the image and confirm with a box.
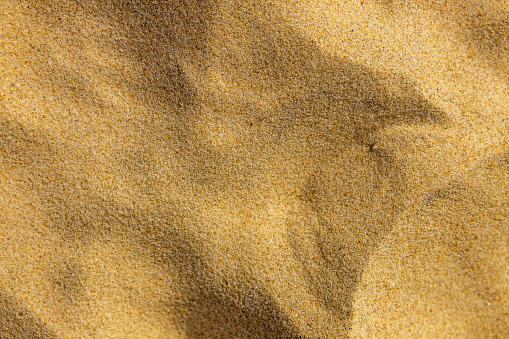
[0,0,508,337]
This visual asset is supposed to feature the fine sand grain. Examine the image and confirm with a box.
[1,0,508,337]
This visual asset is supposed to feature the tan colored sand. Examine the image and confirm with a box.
[0,0,508,337]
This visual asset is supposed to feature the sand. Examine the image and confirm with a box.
[0,0,508,337]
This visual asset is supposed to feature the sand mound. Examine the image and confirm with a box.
[0,0,508,337]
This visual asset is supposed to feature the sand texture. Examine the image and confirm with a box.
[1,0,508,337]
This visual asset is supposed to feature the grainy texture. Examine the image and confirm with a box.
[0,0,508,338]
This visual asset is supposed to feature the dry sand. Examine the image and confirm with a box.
[0,0,508,337]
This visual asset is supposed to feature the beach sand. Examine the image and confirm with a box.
[0,0,508,337]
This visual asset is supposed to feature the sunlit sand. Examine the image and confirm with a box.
[0,0,508,337]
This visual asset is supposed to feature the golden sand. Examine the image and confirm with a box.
[0,0,508,337]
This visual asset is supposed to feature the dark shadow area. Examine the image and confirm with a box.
[71,0,207,108]
[49,260,86,306]
[465,10,509,74]
[131,205,306,338]
[0,293,57,339]
[468,13,509,53]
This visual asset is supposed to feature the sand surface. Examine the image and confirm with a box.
[0,0,508,337]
